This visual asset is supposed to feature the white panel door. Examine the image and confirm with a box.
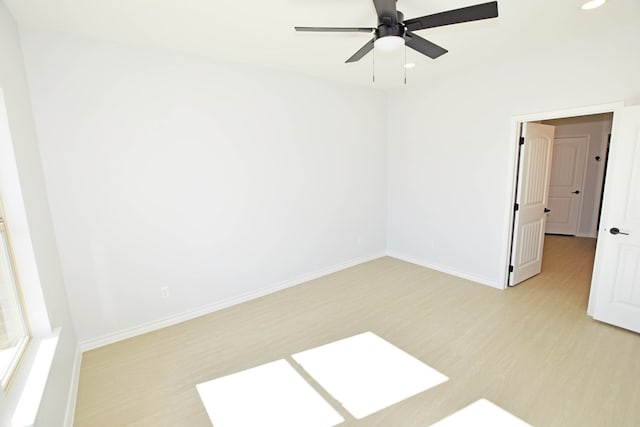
[545,136,588,235]
[590,106,640,333]
[510,123,555,286]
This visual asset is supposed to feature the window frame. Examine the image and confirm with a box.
[0,202,31,390]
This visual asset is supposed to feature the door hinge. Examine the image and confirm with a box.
[509,265,514,273]
[519,136,525,145]
[514,203,519,211]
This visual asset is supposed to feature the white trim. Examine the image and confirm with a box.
[576,233,597,239]
[386,251,500,289]
[575,135,590,237]
[512,102,624,123]
[591,115,614,237]
[11,330,60,427]
[79,252,386,352]
[63,346,82,427]
[502,101,625,289]
[500,120,523,289]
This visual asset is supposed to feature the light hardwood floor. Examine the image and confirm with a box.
[74,235,640,426]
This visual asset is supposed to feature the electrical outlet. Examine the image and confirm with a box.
[160,286,169,298]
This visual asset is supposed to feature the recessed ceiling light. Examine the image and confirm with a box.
[404,63,416,69]
[581,0,606,10]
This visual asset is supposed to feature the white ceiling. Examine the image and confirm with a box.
[5,0,640,88]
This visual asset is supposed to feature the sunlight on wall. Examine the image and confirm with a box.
[11,332,60,427]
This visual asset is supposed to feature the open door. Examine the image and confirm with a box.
[509,123,555,286]
[590,106,640,333]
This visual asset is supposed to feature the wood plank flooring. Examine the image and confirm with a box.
[74,235,640,426]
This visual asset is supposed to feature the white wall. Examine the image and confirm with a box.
[19,29,388,344]
[387,25,640,288]
[543,114,613,238]
[0,2,77,426]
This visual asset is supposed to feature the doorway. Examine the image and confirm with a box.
[505,104,620,290]
[507,104,640,334]
[541,114,613,239]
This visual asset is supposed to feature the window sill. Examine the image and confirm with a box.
[10,328,60,427]
[2,336,30,390]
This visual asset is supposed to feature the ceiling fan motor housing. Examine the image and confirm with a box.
[376,11,405,40]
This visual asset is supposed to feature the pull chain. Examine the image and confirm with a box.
[404,45,407,85]
[372,48,376,84]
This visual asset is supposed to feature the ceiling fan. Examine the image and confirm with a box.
[295,0,498,63]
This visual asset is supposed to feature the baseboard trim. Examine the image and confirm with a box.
[387,251,501,289]
[63,345,82,427]
[80,252,386,352]
[576,233,597,239]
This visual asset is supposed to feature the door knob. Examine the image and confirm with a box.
[544,208,551,213]
[572,190,580,194]
[610,227,629,235]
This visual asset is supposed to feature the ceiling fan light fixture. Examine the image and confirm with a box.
[295,1,500,64]
[581,0,606,10]
[374,36,405,52]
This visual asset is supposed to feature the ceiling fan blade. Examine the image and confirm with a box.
[404,1,498,32]
[345,38,376,63]
[373,0,398,24]
[295,26,375,33]
[404,32,448,59]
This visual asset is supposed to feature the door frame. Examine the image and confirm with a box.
[501,102,624,289]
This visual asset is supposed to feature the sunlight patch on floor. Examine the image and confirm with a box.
[196,359,344,427]
[292,332,448,419]
[431,399,531,426]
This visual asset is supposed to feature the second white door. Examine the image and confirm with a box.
[545,136,588,235]
[509,123,555,286]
